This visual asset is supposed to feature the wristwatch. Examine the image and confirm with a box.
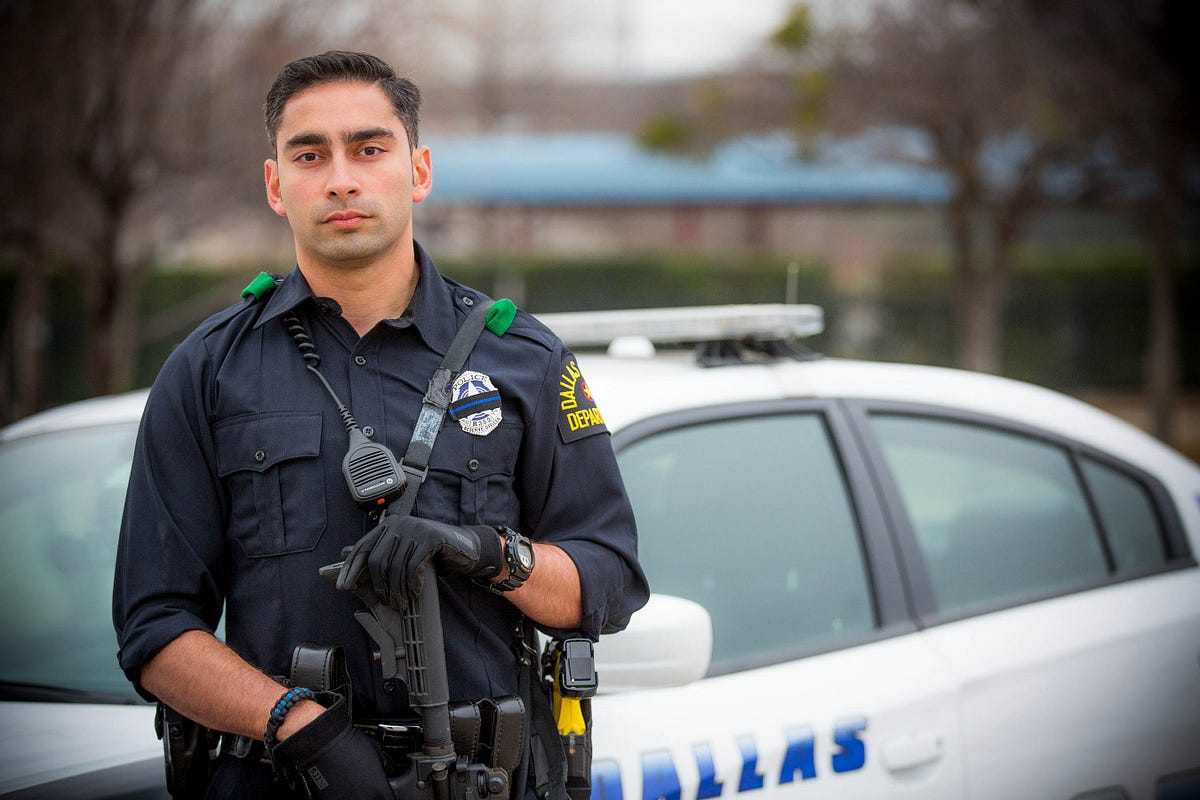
[490,526,534,593]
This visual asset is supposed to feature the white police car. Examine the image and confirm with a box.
[1,304,1198,799]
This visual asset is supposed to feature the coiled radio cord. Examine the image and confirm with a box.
[282,312,357,434]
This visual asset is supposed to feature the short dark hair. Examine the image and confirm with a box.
[264,50,421,155]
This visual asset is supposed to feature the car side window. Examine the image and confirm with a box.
[1080,458,1165,573]
[0,424,139,701]
[617,412,874,672]
[869,414,1108,616]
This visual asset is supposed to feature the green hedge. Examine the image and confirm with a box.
[0,249,1195,410]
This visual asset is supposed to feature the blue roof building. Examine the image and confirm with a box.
[414,131,953,263]
[422,131,952,207]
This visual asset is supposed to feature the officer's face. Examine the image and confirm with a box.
[264,81,431,272]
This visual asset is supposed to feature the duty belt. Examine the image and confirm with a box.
[219,721,423,768]
[218,694,526,781]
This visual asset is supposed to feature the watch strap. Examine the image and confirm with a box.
[490,527,533,593]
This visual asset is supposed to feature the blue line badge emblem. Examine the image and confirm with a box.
[450,370,502,436]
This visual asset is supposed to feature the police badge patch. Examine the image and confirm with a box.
[450,370,502,436]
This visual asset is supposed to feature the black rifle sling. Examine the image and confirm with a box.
[390,300,495,517]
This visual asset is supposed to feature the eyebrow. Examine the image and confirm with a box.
[283,127,396,152]
[347,127,396,145]
[282,132,329,152]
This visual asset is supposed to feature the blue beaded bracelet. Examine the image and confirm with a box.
[263,686,315,748]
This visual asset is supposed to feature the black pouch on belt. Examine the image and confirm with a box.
[480,694,528,776]
[156,702,219,799]
[290,642,352,704]
[448,694,526,775]
[450,700,483,762]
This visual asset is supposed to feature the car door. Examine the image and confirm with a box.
[595,401,965,800]
[850,402,1200,800]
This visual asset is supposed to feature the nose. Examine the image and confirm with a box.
[325,154,360,199]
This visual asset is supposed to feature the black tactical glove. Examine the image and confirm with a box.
[336,515,504,608]
[270,693,394,800]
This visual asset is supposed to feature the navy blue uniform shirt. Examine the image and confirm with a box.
[113,243,648,720]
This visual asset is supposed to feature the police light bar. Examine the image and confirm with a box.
[535,304,823,348]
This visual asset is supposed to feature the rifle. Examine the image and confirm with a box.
[320,513,513,800]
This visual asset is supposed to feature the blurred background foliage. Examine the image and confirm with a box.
[4,252,1193,412]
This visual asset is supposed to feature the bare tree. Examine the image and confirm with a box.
[1002,0,1198,441]
[827,0,1075,374]
[0,0,230,405]
[0,0,364,413]
[403,0,563,135]
[0,2,87,419]
[70,0,227,394]
[631,0,1068,374]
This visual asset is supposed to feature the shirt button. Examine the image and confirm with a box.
[254,450,266,463]
[462,296,475,307]
[468,459,480,472]
[354,355,367,366]
[362,426,375,437]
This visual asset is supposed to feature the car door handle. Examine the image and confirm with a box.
[882,730,944,772]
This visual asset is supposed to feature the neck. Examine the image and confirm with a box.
[299,244,419,337]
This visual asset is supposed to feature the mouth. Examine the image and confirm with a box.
[324,210,369,230]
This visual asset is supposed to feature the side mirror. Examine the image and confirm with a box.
[594,593,713,692]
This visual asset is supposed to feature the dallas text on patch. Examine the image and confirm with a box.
[557,357,608,443]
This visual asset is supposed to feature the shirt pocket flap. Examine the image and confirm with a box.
[214,412,322,476]
[428,422,521,480]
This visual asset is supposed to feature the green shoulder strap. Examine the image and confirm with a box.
[486,298,517,336]
[241,272,280,302]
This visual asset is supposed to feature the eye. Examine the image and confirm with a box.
[294,152,321,164]
[360,146,384,157]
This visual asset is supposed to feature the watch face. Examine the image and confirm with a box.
[516,541,535,571]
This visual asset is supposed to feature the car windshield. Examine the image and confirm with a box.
[0,423,142,703]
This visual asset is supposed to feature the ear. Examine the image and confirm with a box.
[264,159,287,217]
[411,146,432,204]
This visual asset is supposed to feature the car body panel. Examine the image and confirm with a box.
[0,702,161,797]
[922,568,1200,800]
[0,392,149,443]
[591,634,964,800]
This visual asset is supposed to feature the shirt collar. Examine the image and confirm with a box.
[252,243,458,356]
[253,267,315,329]
[392,241,458,356]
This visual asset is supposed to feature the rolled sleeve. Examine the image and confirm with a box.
[112,338,226,699]
[520,344,649,641]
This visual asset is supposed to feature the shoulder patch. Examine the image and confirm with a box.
[557,353,608,443]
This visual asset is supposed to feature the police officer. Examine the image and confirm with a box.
[113,51,648,799]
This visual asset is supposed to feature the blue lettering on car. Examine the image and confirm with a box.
[831,717,868,774]
[598,719,869,800]
[593,759,623,800]
[642,750,682,800]
[694,743,724,800]
[736,735,765,792]
[778,725,817,784]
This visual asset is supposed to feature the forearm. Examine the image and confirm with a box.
[504,542,582,629]
[140,629,322,741]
